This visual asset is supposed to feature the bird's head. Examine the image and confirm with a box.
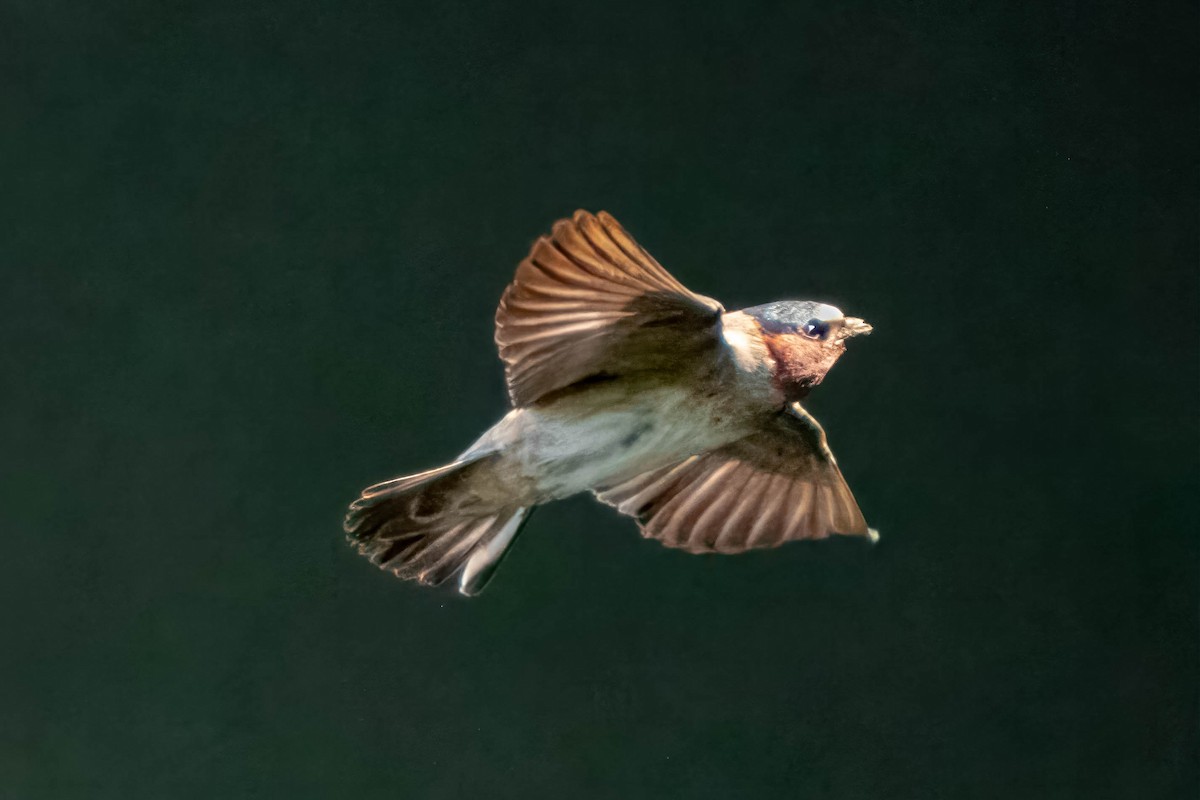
[742,300,872,401]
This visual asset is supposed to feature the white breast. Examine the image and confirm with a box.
[475,386,741,500]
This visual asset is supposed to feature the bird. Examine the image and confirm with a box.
[344,210,876,596]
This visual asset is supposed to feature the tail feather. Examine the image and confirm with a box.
[344,454,529,596]
[460,507,533,595]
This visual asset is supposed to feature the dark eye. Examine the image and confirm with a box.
[801,319,830,339]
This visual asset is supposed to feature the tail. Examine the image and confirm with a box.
[344,453,532,596]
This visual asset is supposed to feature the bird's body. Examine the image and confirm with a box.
[465,379,750,504]
[345,210,876,595]
[462,310,781,503]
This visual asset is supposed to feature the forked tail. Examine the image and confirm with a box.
[344,454,531,596]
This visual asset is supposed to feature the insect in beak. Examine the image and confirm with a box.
[839,317,873,339]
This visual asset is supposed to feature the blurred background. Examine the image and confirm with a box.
[2,1,1196,797]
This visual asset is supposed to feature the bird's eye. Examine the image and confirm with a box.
[801,319,831,340]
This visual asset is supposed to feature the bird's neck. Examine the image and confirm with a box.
[717,311,787,408]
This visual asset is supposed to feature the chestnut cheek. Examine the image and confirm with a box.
[761,333,830,401]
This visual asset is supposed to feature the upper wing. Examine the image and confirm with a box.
[495,210,724,407]
[595,404,876,553]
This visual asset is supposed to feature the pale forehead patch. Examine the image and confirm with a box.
[812,303,843,322]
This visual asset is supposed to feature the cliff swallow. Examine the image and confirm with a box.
[346,210,876,595]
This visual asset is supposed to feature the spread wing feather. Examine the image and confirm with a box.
[495,210,724,407]
[596,404,875,553]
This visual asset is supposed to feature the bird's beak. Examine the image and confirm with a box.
[840,317,873,338]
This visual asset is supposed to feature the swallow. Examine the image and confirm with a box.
[345,210,876,596]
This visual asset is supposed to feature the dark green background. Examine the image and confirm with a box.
[4,1,1197,797]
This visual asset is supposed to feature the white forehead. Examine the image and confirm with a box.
[812,303,843,322]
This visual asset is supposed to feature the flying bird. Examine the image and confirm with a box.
[345,210,876,595]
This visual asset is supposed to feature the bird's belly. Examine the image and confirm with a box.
[510,387,743,500]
